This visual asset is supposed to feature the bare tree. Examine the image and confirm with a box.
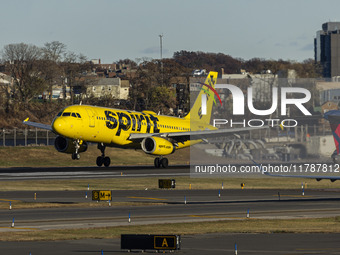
[42,41,66,62]
[41,41,67,101]
[2,43,47,107]
[61,51,90,103]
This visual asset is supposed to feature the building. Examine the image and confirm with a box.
[316,81,340,105]
[85,77,129,100]
[315,22,340,77]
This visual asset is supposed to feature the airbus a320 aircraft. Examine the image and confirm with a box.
[23,71,257,168]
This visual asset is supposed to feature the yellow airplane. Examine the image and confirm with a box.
[23,71,257,168]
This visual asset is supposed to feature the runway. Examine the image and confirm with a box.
[0,165,191,180]
[1,189,340,231]
[0,165,190,180]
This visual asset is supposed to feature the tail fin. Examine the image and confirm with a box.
[184,71,218,125]
[324,110,340,154]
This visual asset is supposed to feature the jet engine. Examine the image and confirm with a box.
[54,136,88,154]
[141,137,175,155]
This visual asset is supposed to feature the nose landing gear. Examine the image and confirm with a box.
[71,140,81,160]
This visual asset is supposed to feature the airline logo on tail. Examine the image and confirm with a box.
[199,75,222,118]
[199,82,223,107]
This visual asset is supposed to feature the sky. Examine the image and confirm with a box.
[1,0,340,64]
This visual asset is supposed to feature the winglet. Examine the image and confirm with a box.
[24,118,29,122]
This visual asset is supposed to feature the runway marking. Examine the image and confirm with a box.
[189,215,241,219]
[127,196,168,201]
[296,248,340,251]
[0,199,21,202]
[272,195,313,198]
[0,227,37,230]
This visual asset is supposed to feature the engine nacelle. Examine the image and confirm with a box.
[54,136,88,154]
[141,137,175,155]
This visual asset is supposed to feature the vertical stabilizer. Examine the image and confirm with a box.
[184,71,218,125]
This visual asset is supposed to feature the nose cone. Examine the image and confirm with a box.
[52,118,66,135]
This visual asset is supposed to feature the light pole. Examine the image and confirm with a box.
[159,34,164,86]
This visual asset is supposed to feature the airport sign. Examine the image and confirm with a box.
[92,190,112,201]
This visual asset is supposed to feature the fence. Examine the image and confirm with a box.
[0,123,334,147]
[0,128,57,147]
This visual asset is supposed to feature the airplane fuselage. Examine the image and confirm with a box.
[52,105,212,149]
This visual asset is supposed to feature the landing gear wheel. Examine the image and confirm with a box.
[96,156,103,167]
[154,157,161,168]
[103,157,111,167]
[160,158,168,168]
[72,153,80,160]
[97,143,110,167]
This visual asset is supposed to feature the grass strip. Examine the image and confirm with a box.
[0,177,339,191]
[3,217,340,241]
[0,145,189,167]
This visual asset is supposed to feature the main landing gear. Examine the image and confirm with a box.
[96,143,111,167]
[154,156,169,168]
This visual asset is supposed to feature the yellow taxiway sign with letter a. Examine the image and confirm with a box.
[92,190,112,201]
[154,236,176,249]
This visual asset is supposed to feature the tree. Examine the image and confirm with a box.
[61,51,90,103]
[41,41,66,101]
[2,43,47,107]
[148,86,176,114]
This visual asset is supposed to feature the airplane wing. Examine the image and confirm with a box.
[128,126,267,143]
[23,118,53,131]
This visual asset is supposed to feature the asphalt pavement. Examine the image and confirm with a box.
[2,233,340,254]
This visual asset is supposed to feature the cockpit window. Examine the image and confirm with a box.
[60,112,81,118]
[57,111,63,117]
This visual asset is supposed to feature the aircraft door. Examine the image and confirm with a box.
[85,108,96,127]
